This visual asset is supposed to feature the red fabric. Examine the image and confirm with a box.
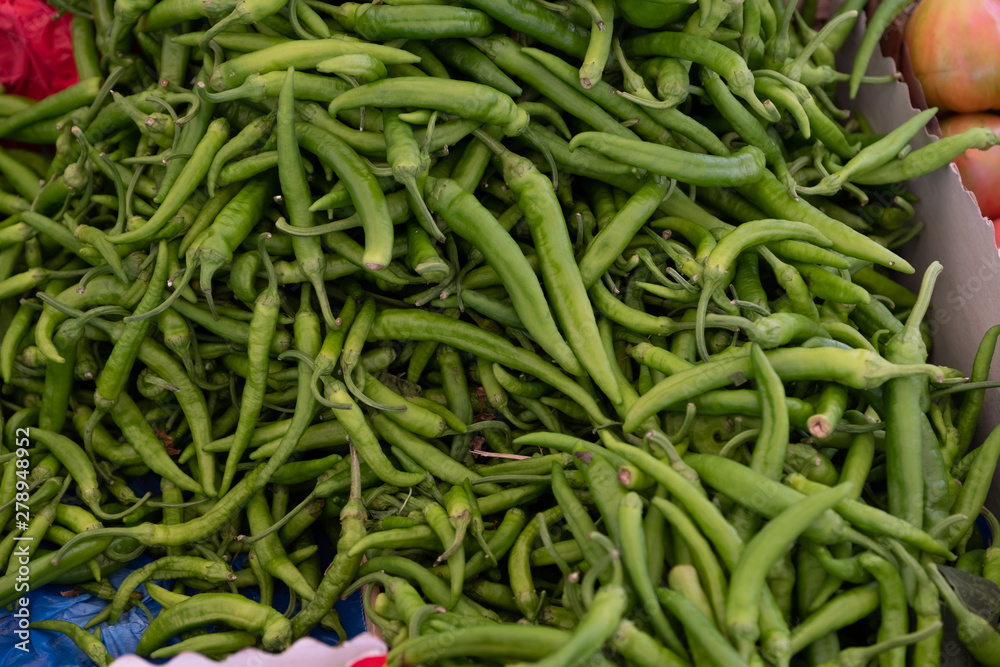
[349,657,387,667]
[0,0,78,100]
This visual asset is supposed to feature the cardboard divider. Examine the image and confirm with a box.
[835,4,1000,507]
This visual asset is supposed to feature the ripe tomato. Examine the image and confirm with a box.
[904,0,1000,113]
[941,114,1000,220]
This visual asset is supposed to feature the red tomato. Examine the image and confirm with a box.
[994,218,1000,248]
[904,0,1000,113]
[941,114,1000,220]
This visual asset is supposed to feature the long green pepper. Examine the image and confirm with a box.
[219,235,284,496]
[277,68,337,328]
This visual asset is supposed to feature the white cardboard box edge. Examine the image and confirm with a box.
[837,7,1000,510]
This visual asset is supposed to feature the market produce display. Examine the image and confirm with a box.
[2,0,1000,665]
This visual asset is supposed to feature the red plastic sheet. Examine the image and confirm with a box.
[0,0,78,99]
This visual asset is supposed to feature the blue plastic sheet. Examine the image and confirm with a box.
[0,553,366,666]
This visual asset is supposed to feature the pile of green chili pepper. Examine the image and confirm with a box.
[3,0,1000,664]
